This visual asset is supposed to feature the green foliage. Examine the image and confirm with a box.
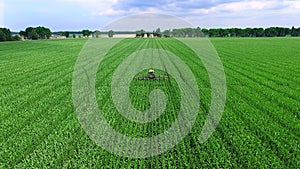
[22,26,52,40]
[0,28,13,41]
[82,29,92,37]
[12,35,21,41]
[162,29,171,38]
[93,30,101,38]
[61,31,70,38]
[136,29,146,38]
[35,26,52,39]
[108,30,114,38]
[154,28,162,37]
[172,27,299,37]
[0,29,6,41]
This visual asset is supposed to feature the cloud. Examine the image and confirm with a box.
[102,13,192,31]
[111,0,242,15]
[63,0,120,16]
[3,0,300,31]
[185,0,300,28]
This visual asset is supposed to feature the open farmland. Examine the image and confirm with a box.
[0,38,299,168]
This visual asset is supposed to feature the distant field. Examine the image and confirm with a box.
[0,38,299,168]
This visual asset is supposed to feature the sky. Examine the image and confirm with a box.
[1,0,300,31]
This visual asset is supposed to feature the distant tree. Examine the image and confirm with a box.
[24,27,34,39]
[291,26,295,36]
[12,35,21,41]
[19,31,26,38]
[147,32,151,38]
[108,30,114,38]
[252,28,264,37]
[61,31,70,38]
[72,34,76,38]
[172,29,181,37]
[23,26,51,40]
[0,28,12,41]
[195,27,204,37]
[141,29,145,38]
[0,30,6,41]
[135,30,141,38]
[94,30,101,38]
[28,30,39,40]
[82,29,92,37]
[36,26,51,39]
[201,28,209,37]
[135,29,145,38]
[265,27,277,37]
[163,29,171,38]
[155,28,161,37]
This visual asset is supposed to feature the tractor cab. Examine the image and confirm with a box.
[147,69,156,79]
[134,68,168,80]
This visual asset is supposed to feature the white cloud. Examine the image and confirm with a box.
[197,0,300,14]
[3,0,300,30]
[64,0,120,16]
[102,13,192,31]
[185,0,300,28]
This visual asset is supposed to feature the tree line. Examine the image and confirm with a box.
[19,26,52,40]
[0,28,21,42]
[54,30,114,38]
[1,26,300,42]
[171,27,300,37]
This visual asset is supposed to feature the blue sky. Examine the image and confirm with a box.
[1,0,300,31]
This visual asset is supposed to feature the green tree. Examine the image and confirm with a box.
[291,26,296,36]
[28,30,39,40]
[155,28,162,38]
[23,27,51,40]
[135,30,141,37]
[19,31,26,38]
[0,30,6,41]
[12,35,21,41]
[82,30,92,37]
[163,29,171,38]
[108,30,114,38]
[0,28,12,41]
[35,26,51,39]
[94,30,101,38]
[61,31,70,38]
[141,29,145,38]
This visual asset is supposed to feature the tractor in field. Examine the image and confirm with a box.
[135,69,168,80]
